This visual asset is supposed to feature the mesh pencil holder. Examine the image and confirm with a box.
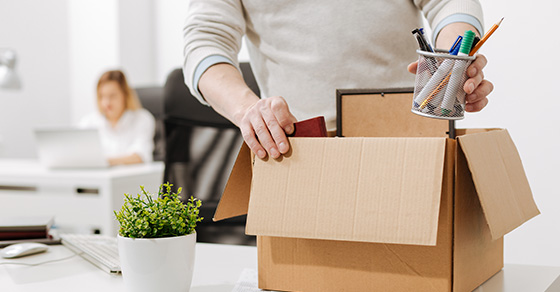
[411,50,475,120]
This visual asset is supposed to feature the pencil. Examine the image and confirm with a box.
[420,74,451,109]
[469,17,504,56]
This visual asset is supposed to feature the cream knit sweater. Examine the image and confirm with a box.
[183,0,483,130]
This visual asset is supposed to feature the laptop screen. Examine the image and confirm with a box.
[34,128,109,169]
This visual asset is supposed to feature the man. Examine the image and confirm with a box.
[183,0,493,159]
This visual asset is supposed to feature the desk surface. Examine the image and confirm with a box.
[1,243,257,292]
[0,159,164,179]
[1,243,559,292]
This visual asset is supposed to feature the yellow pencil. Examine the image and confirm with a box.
[469,17,504,56]
[419,74,451,109]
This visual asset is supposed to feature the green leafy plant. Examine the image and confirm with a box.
[114,182,203,238]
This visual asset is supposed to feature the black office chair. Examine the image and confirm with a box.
[135,86,165,162]
[162,63,259,246]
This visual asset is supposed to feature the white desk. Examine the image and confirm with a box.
[1,243,558,292]
[0,159,164,235]
[0,243,257,292]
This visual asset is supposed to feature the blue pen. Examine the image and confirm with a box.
[449,36,462,55]
[450,41,462,55]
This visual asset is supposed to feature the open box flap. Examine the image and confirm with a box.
[457,129,540,240]
[213,143,252,221]
[246,137,447,246]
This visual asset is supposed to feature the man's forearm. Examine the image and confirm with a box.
[436,23,481,50]
[198,63,260,127]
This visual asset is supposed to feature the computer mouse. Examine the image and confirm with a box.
[0,242,49,259]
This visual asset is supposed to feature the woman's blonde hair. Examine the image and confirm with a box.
[96,70,141,111]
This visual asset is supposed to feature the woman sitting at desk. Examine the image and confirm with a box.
[80,70,155,166]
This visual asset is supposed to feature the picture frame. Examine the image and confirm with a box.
[336,88,454,138]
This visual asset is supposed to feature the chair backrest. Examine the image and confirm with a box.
[135,86,165,161]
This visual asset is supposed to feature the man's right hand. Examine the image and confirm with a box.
[198,63,297,160]
[235,96,297,159]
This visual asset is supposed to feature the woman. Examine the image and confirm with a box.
[80,70,155,165]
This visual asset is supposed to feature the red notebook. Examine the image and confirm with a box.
[289,116,328,138]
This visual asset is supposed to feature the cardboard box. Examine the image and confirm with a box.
[214,90,540,292]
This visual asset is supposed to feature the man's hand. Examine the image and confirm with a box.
[462,54,493,112]
[236,96,297,159]
[199,63,297,160]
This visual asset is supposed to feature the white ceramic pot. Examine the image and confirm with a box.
[117,233,196,292]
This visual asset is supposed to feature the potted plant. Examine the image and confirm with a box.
[114,182,202,292]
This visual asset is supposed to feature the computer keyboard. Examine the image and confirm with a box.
[60,234,121,274]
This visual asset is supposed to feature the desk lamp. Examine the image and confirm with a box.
[0,49,21,90]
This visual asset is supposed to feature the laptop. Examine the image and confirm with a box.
[34,128,109,169]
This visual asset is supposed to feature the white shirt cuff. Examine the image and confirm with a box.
[193,55,235,98]
[432,13,484,45]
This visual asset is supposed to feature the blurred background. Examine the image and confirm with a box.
[0,0,557,266]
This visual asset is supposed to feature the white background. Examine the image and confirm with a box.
[0,0,558,267]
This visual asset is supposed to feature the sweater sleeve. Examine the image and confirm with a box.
[183,0,246,105]
[413,0,484,44]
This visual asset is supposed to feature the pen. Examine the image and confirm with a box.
[471,36,480,51]
[449,36,462,55]
[450,43,461,56]
[412,29,429,51]
[469,17,504,56]
[418,28,434,53]
[412,28,434,52]
[440,30,476,115]
[412,28,437,75]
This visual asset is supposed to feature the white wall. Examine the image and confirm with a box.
[153,0,250,85]
[0,0,71,158]
[458,0,560,267]
[118,0,156,87]
[69,0,157,125]
[153,0,190,85]
[67,0,120,125]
